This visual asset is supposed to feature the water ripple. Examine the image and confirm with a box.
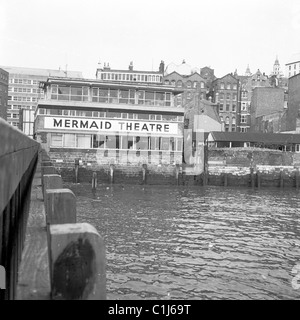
[67,183,300,300]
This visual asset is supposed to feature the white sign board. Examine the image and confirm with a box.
[44,117,178,135]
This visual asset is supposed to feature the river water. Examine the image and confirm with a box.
[66,183,300,300]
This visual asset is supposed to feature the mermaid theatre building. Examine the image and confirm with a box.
[35,76,185,183]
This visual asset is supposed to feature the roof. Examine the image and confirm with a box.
[0,66,83,78]
[42,76,184,94]
[210,131,300,144]
[165,61,200,76]
[96,68,163,75]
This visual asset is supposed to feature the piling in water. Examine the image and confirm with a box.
[142,164,147,185]
[92,171,97,190]
[296,169,299,189]
[110,164,114,184]
[257,170,261,188]
[280,170,284,188]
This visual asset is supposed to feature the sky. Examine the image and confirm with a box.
[0,0,300,79]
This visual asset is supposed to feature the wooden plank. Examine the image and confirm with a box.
[45,189,76,225]
[49,223,106,300]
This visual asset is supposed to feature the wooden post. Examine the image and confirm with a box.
[257,170,261,189]
[280,169,284,188]
[224,173,228,187]
[48,223,106,300]
[296,169,299,189]
[110,164,114,184]
[43,174,63,200]
[45,189,77,225]
[74,159,79,183]
[175,164,180,186]
[250,167,255,189]
[92,172,97,190]
[142,164,147,185]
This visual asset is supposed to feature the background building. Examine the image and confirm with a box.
[0,68,9,120]
[285,73,300,132]
[212,73,239,132]
[250,87,286,133]
[285,53,300,78]
[0,66,83,130]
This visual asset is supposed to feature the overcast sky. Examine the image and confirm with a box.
[1,0,300,78]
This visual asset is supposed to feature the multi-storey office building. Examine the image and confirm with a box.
[35,77,184,183]
[212,74,239,132]
[0,68,9,120]
[0,66,83,129]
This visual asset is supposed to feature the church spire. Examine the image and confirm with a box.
[245,64,251,76]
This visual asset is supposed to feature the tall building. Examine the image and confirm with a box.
[285,53,300,78]
[0,66,83,129]
[236,68,270,132]
[212,73,239,132]
[95,61,164,84]
[0,68,9,120]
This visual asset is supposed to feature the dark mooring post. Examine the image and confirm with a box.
[175,164,180,186]
[74,158,79,183]
[257,170,261,189]
[142,164,147,185]
[250,167,255,189]
[296,168,299,190]
[280,169,284,189]
[92,171,97,190]
[224,173,228,187]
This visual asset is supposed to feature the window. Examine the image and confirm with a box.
[193,82,197,88]
[226,104,230,111]
[226,83,231,90]
[164,80,170,85]
[242,91,247,98]
[77,135,91,148]
[219,103,224,111]
[241,102,247,111]
[220,116,224,122]
[232,117,236,125]
[51,134,63,147]
[200,82,205,89]
[186,81,192,88]
[241,115,247,123]
[93,134,106,148]
[233,84,237,90]
[64,134,76,147]
[232,104,236,112]
[225,116,229,124]
[226,93,231,100]
[219,93,224,100]
[220,83,225,89]
[135,136,148,150]
[177,80,183,87]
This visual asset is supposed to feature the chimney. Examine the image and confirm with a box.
[159,60,165,74]
[129,61,133,71]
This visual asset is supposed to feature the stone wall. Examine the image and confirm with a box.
[207,148,300,188]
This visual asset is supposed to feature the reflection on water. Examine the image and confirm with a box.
[66,183,300,300]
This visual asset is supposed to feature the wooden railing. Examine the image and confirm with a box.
[0,119,40,300]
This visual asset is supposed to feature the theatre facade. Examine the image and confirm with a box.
[35,77,185,183]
